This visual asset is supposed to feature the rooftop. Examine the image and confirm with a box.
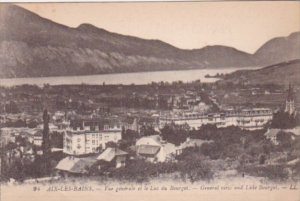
[55,156,97,174]
[97,147,128,162]
[137,145,161,156]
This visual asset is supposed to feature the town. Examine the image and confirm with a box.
[0,80,299,184]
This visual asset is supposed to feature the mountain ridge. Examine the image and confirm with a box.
[254,32,300,66]
[219,59,300,86]
[0,4,299,78]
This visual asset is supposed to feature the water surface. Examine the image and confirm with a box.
[0,68,259,87]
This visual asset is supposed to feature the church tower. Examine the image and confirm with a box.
[285,83,295,115]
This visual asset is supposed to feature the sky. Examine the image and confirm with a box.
[18,1,300,54]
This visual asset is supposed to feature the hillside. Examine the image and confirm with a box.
[219,60,300,86]
[254,32,300,66]
[0,5,299,78]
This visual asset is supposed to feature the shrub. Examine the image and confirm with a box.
[238,164,289,181]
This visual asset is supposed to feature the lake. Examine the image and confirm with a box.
[0,67,258,87]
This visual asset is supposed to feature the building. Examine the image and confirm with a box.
[63,119,122,155]
[264,129,282,145]
[135,135,176,162]
[55,155,97,175]
[52,111,66,122]
[285,83,296,115]
[160,108,273,130]
[0,127,17,147]
[97,147,128,168]
[0,127,33,147]
[122,116,139,132]
[32,129,43,146]
[56,147,127,175]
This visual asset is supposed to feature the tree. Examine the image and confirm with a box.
[120,129,138,153]
[42,109,51,175]
[50,132,63,148]
[178,153,213,183]
[42,109,51,155]
[6,160,25,181]
[15,136,27,147]
[122,129,138,142]
[199,142,222,160]
[5,101,19,114]
[106,141,118,148]
[140,125,157,137]
[259,154,266,165]
[277,131,293,150]
[271,111,299,129]
[239,164,289,181]
[5,142,17,164]
[160,124,189,146]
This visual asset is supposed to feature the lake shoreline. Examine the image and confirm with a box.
[0,66,261,80]
[0,67,261,87]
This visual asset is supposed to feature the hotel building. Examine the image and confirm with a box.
[159,108,273,130]
[63,119,122,155]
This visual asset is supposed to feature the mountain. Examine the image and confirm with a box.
[254,32,300,66]
[0,5,299,78]
[219,60,300,86]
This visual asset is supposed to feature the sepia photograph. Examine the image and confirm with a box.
[0,1,300,201]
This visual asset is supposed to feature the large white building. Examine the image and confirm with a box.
[63,119,122,155]
[159,108,273,130]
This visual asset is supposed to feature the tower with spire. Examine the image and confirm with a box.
[285,83,296,115]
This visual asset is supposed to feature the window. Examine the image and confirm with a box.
[92,140,95,145]
[77,138,81,142]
